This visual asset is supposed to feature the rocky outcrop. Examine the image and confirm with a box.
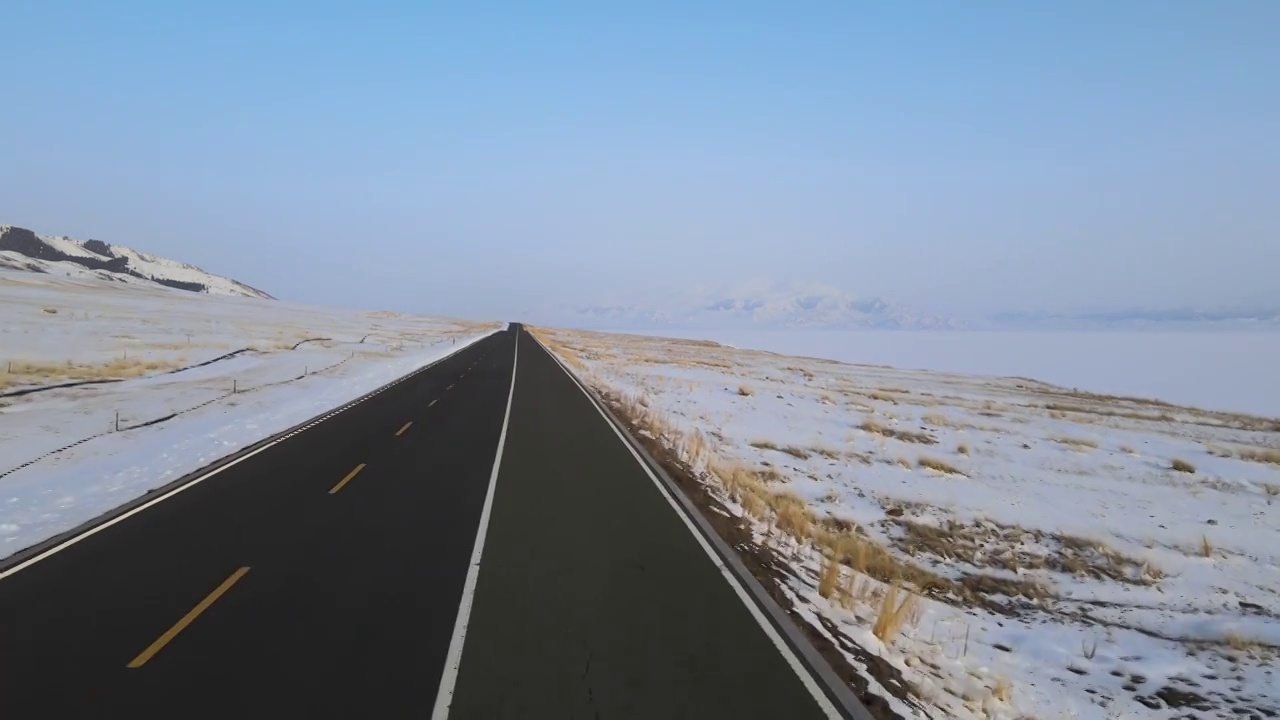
[82,239,114,257]
[1,226,130,273]
[1,224,271,298]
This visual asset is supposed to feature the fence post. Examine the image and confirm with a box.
[115,411,120,432]
[233,379,237,394]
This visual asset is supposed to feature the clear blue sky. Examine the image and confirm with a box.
[4,1,1277,319]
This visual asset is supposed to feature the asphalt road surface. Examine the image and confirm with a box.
[0,324,847,719]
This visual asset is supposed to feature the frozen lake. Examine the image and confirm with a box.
[604,328,1280,418]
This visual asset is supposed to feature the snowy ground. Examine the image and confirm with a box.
[606,328,1280,418]
[536,326,1280,719]
[0,269,499,558]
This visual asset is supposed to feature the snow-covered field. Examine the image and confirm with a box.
[0,269,499,558]
[605,328,1280,419]
[536,326,1280,719]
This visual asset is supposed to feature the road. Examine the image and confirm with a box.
[0,324,849,718]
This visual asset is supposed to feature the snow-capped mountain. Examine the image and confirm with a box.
[559,281,960,331]
[0,225,272,299]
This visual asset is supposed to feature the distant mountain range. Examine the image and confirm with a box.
[557,281,964,331]
[991,307,1280,330]
[547,281,1280,333]
[0,225,271,299]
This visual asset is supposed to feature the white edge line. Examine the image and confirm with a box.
[532,336,843,720]
[430,333,518,719]
[0,330,500,583]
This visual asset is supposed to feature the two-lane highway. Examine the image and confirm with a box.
[0,328,517,717]
[0,324,854,719]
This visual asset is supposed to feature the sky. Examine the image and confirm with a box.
[4,1,1278,321]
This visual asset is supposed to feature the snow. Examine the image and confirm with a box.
[619,328,1280,418]
[0,225,271,299]
[3,250,130,285]
[0,268,499,558]
[37,234,102,260]
[106,243,261,297]
[539,326,1280,719]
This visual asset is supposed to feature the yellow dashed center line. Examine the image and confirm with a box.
[395,421,413,437]
[329,463,367,494]
[127,567,251,668]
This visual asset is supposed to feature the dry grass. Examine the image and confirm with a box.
[608,387,1062,613]
[749,440,811,460]
[0,356,184,387]
[895,456,912,469]
[530,329,590,372]
[1053,436,1099,450]
[1200,535,1214,558]
[917,456,966,476]
[1206,444,1280,466]
[992,677,1013,703]
[1119,444,1137,455]
[817,553,841,599]
[1239,447,1280,465]
[893,516,1160,589]
[1171,458,1197,474]
[1263,483,1280,497]
[834,571,876,610]
[922,412,968,430]
[786,365,816,381]
[867,390,898,404]
[956,443,969,456]
[737,384,754,397]
[872,583,921,643]
[859,419,937,445]
[810,443,844,460]
[1038,389,1280,433]
[771,491,814,537]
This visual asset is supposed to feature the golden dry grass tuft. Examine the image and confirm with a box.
[771,491,814,537]
[1239,447,1280,466]
[1263,483,1280,497]
[749,440,811,460]
[992,677,1013,703]
[737,384,754,397]
[871,582,921,643]
[1171,458,1197,474]
[918,456,966,476]
[1119,444,1137,455]
[786,365,816,381]
[0,356,184,387]
[956,443,969,456]
[859,419,937,445]
[817,553,841,599]
[1200,535,1214,558]
[922,412,968,429]
[1053,436,1099,450]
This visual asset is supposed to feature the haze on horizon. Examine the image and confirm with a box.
[4,2,1277,321]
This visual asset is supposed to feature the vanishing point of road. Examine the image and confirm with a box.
[0,325,860,718]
